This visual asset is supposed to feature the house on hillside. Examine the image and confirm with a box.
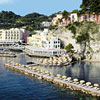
[52,13,100,26]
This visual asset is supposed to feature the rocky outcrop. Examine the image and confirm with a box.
[52,27,81,53]
[52,27,100,61]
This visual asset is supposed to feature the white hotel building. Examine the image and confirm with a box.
[27,29,61,49]
[0,28,29,45]
[26,29,66,56]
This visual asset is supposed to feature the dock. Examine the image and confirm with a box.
[0,54,16,57]
[4,61,100,97]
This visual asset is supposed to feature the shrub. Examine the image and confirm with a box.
[64,43,74,52]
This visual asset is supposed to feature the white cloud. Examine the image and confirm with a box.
[0,0,12,4]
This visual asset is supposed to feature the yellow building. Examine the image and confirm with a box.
[27,30,60,49]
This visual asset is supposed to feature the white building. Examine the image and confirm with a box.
[27,29,61,49]
[26,29,66,56]
[68,13,78,23]
[41,21,52,27]
[25,45,65,57]
[0,28,29,45]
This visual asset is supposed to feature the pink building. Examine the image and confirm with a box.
[52,14,67,26]
[78,14,99,22]
[52,13,100,26]
[67,13,100,23]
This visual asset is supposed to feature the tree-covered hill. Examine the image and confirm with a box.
[80,0,100,13]
[0,11,21,26]
[0,11,51,31]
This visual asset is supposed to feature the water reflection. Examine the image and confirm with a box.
[1,53,100,100]
[7,53,100,84]
[37,62,100,84]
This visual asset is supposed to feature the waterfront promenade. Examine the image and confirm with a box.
[24,46,66,57]
[5,61,100,97]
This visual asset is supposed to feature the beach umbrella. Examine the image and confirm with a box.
[9,60,12,63]
[36,68,39,71]
[58,62,61,65]
[32,67,36,70]
[37,59,39,61]
[40,70,44,73]
[38,68,41,71]
[11,61,15,64]
[29,66,32,69]
[43,59,48,64]
[19,64,22,66]
[40,59,43,62]
[6,64,9,66]
[86,82,91,86]
[7,60,10,63]
[94,84,99,87]
[45,71,49,74]
[67,77,72,81]
[13,62,15,64]
[57,74,61,78]
[50,72,54,76]
[16,63,19,65]
[21,65,25,67]
[42,70,45,73]
[58,59,62,62]
[50,57,52,60]
[49,60,52,64]
[53,57,55,59]
[73,79,78,82]
[58,57,62,60]
[62,76,67,79]
[80,80,85,84]
[63,57,67,62]
[25,65,29,68]
[53,60,57,64]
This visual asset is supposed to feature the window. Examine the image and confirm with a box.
[72,20,74,22]
[68,17,71,21]
[84,15,87,21]
[93,15,95,19]
[88,15,90,19]
[72,15,74,19]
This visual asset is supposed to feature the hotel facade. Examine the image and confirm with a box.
[26,29,65,56]
[0,28,29,45]
[27,29,61,49]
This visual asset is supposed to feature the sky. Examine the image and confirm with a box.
[0,0,82,16]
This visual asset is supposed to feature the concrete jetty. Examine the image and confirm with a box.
[4,61,100,97]
[0,54,16,57]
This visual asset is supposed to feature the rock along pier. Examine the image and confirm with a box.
[5,61,100,98]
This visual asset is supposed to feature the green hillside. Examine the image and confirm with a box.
[0,11,51,31]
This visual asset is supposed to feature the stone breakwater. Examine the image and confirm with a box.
[4,61,100,97]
